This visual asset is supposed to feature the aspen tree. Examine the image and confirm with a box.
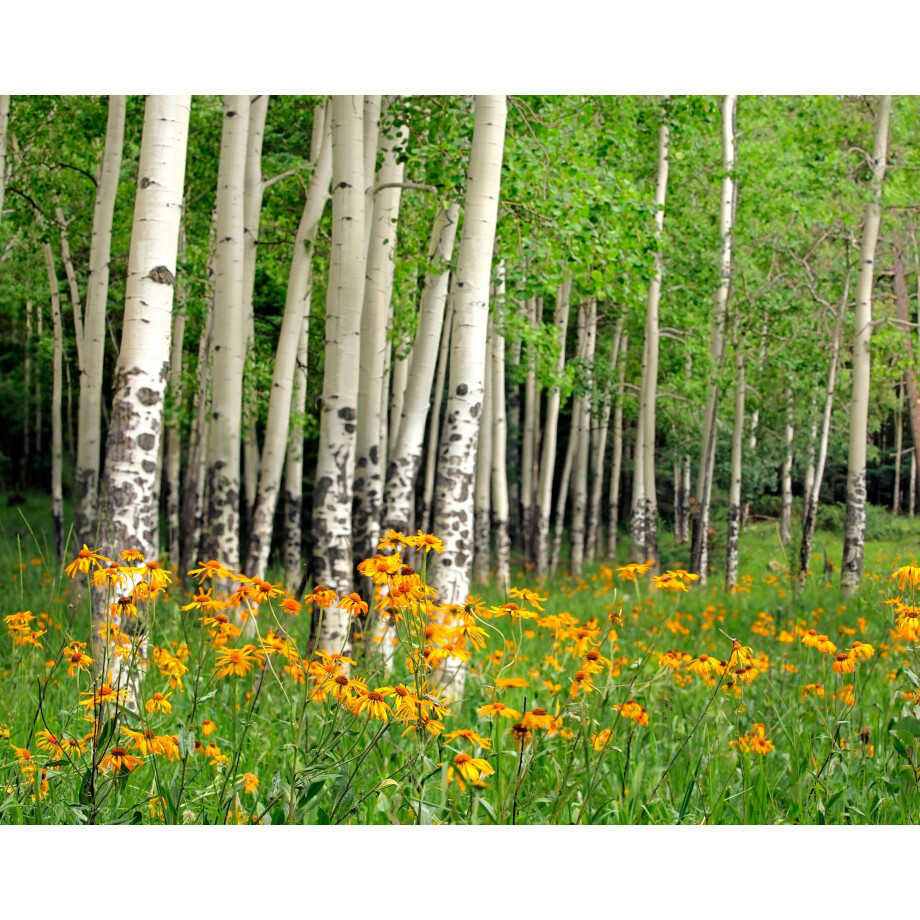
[0,95,8,229]
[472,318,493,584]
[535,279,571,576]
[383,203,459,535]
[429,95,506,694]
[691,94,737,583]
[283,103,330,592]
[245,105,333,580]
[203,95,250,574]
[570,298,597,575]
[99,94,190,693]
[842,95,891,593]
[894,233,920,507]
[780,390,794,544]
[520,296,539,562]
[74,95,125,548]
[724,342,745,590]
[894,384,903,515]
[165,249,186,567]
[491,267,511,592]
[40,241,64,558]
[607,333,627,559]
[420,300,453,534]
[353,125,407,565]
[312,95,367,657]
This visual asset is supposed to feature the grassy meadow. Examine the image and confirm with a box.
[3,492,920,825]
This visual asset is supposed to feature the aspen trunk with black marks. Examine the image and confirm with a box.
[99,94,190,700]
[780,389,793,545]
[491,264,511,592]
[535,279,571,576]
[586,393,611,561]
[842,95,891,593]
[41,241,64,558]
[799,274,848,578]
[241,94,269,524]
[283,103,329,592]
[607,332,627,559]
[472,319,493,584]
[429,95,506,695]
[203,95,250,574]
[384,204,459,535]
[312,95,367,657]
[420,300,453,534]
[56,209,84,377]
[725,344,745,590]
[245,106,333,580]
[353,126,407,566]
[74,94,126,549]
[691,94,736,583]
[639,108,669,565]
[570,298,597,576]
[520,296,539,563]
[894,383,903,515]
[165,226,186,566]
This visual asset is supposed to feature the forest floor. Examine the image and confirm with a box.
[3,491,920,824]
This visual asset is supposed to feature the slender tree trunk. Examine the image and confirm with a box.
[607,332,628,559]
[0,95,9,229]
[725,345,745,590]
[491,264,510,592]
[894,231,920,505]
[41,242,64,558]
[165,226,187,566]
[245,107,333,580]
[639,107,670,565]
[99,94,190,700]
[780,389,794,544]
[472,319,494,584]
[283,103,329,592]
[586,393,611,561]
[384,204,460,534]
[520,296,539,563]
[203,95,250,575]
[691,94,737,583]
[429,95,506,696]
[570,299,597,576]
[800,271,849,577]
[312,96,367,657]
[911,452,917,519]
[353,126,407,565]
[535,279,571,576]
[56,209,84,375]
[420,300,453,534]
[24,300,32,482]
[842,95,891,593]
[894,383,903,515]
[241,94,269,525]
[74,94,126,548]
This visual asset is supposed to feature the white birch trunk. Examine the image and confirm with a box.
[74,94,126,548]
[725,345,745,590]
[607,333,627,560]
[203,95,250,573]
[353,126,407,564]
[842,95,891,593]
[691,94,736,583]
[472,319,494,584]
[384,204,459,534]
[570,299,597,575]
[245,108,333,580]
[491,264,510,592]
[41,242,64,558]
[429,95,506,695]
[0,96,9,229]
[894,383,904,514]
[520,297,538,562]
[420,300,453,534]
[312,96,366,656]
[99,95,190,699]
[780,389,794,544]
[535,279,571,576]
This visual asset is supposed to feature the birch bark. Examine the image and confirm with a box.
[312,95,367,656]
[429,95,506,694]
[472,318,493,584]
[41,241,64,558]
[74,95,125,548]
[607,333,627,559]
[491,264,511,592]
[725,344,745,590]
[570,299,596,575]
[203,95,250,574]
[841,95,891,593]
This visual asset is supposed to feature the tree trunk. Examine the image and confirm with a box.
[203,95,250,575]
[165,226,187,567]
[99,94,190,700]
[841,95,891,593]
[384,203,459,534]
[586,393,611,561]
[520,296,539,563]
[535,279,571,576]
[639,108,670,565]
[41,242,64,558]
[725,345,745,590]
[0,95,8,230]
[491,263,510,592]
[245,105,333,580]
[74,94,126,548]
[800,271,849,578]
[780,389,794,544]
[570,298,597,576]
[429,95,506,695]
[472,318,494,584]
[607,332,628,559]
[691,94,736,583]
[894,231,920,511]
[353,125,407,566]
[312,95,367,657]
[894,383,903,515]
[420,300,453,534]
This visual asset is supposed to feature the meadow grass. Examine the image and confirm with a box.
[3,493,920,824]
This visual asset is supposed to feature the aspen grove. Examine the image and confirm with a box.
[4,94,920,826]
